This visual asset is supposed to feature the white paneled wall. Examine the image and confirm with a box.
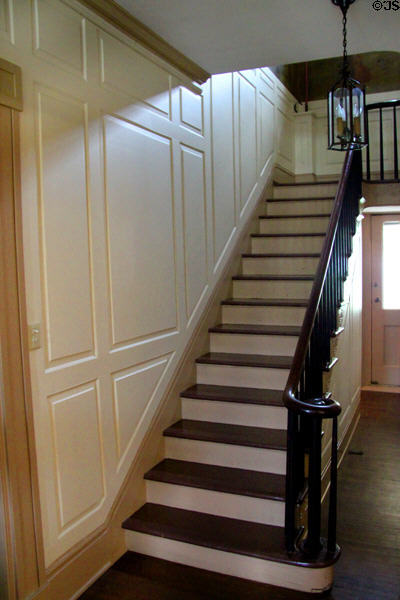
[0,0,295,565]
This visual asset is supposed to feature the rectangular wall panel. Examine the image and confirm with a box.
[37,90,94,364]
[104,115,177,346]
[99,31,170,116]
[112,357,169,462]
[50,383,104,528]
[238,74,257,211]
[259,91,274,172]
[180,87,203,133]
[33,0,86,78]
[211,73,235,267]
[181,144,208,321]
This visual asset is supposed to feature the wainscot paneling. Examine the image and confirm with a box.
[103,114,177,347]
[36,87,95,365]
[33,0,87,79]
[238,72,257,214]
[0,0,296,566]
[0,0,13,43]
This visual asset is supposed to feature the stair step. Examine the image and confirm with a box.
[251,235,324,255]
[124,504,288,562]
[196,352,292,369]
[233,274,314,281]
[267,196,334,202]
[251,233,325,238]
[273,179,338,186]
[180,384,284,406]
[163,420,286,450]
[100,552,322,600]
[242,253,320,258]
[266,198,334,217]
[209,324,301,336]
[145,459,286,501]
[222,297,309,307]
[259,213,331,219]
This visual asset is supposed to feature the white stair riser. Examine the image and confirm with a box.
[181,398,287,429]
[210,332,298,355]
[267,199,333,216]
[165,437,286,474]
[273,183,337,199]
[146,481,285,526]
[222,305,306,326]
[251,237,323,254]
[242,256,318,276]
[125,531,334,593]
[197,363,289,390]
[233,279,312,299]
[259,217,329,235]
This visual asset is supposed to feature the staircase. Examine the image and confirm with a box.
[122,179,342,594]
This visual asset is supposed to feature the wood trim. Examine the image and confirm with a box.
[79,0,210,84]
[0,107,42,597]
[362,213,373,385]
[0,58,22,111]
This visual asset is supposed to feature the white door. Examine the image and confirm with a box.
[371,214,400,385]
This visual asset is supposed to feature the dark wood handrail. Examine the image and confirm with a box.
[282,150,354,418]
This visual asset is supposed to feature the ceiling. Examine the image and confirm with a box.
[114,0,400,75]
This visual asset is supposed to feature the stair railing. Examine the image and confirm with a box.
[283,149,362,558]
[365,99,400,182]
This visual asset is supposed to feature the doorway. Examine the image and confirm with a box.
[370,214,400,385]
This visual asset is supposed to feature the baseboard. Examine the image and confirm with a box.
[32,526,125,600]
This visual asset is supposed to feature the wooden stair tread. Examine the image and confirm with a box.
[233,275,314,281]
[222,297,309,307]
[259,214,330,219]
[104,551,317,600]
[251,233,324,238]
[180,384,284,406]
[267,196,334,202]
[196,352,292,369]
[273,179,338,186]
[242,253,320,258]
[123,504,336,568]
[163,420,286,450]
[144,459,286,501]
[209,323,300,336]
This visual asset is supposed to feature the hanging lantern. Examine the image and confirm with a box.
[328,0,367,151]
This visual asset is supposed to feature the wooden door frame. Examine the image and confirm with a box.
[0,59,45,599]
[362,210,400,386]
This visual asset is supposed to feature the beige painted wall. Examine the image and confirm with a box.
[0,0,296,568]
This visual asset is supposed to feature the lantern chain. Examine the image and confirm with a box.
[342,11,349,80]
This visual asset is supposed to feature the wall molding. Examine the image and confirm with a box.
[79,0,210,84]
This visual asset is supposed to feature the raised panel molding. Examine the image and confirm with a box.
[180,143,208,322]
[210,73,236,269]
[179,87,203,134]
[36,88,95,365]
[0,0,13,43]
[238,74,257,213]
[49,382,105,530]
[103,114,177,347]
[33,0,87,79]
[259,91,274,175]
[99,30,171,117]
[112,356,170,466]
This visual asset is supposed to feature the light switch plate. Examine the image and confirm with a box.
[28,323,41,350]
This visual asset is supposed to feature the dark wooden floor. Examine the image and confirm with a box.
[79,392,400,600]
